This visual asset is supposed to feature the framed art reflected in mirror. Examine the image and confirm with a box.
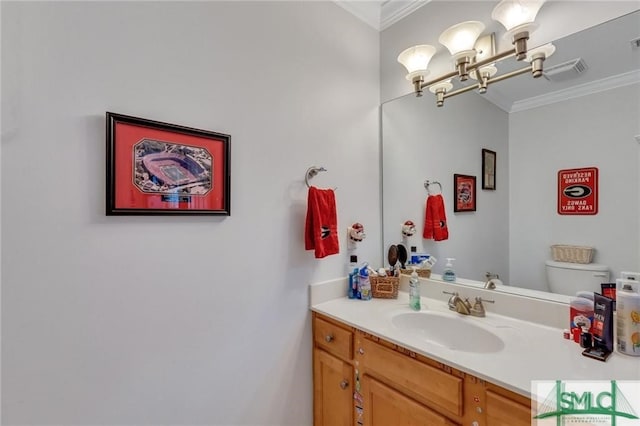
[454,174,476,212]
[482,149,496,190]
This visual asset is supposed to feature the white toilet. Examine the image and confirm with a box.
[545,260,610,296]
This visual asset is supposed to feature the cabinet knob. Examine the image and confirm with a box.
[340,380,349,390]
[325,334,334,343]
[358,347,365,355]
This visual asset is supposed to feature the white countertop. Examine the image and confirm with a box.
[311,291,640,397]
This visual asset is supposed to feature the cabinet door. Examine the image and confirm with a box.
[313,349,353,426]
[362,375,456,426]
[485,389,532,426]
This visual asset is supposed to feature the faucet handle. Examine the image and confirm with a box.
[442,291,459,311]
[470,297,495,317]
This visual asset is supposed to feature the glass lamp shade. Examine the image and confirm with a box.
[428,80,453,94]
[470,64,498,80]
[492,0,545,35]
[397,45,437,80]
[525,43,555,62]
[438,21,485,59]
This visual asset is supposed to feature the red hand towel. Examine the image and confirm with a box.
[305,186,340,258]
[423,194,449,241]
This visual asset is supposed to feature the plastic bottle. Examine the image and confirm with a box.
[347,255,358,299]
[409,267,421,311]
[359,264,372,301]
[442,258,456,282]
[616,279,640,356]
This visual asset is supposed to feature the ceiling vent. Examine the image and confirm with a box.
[543,58,588,82]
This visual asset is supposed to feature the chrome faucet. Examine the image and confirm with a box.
[443,291,471,315]
[484,272,500,289]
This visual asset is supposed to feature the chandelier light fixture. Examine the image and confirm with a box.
[397,0,554,106]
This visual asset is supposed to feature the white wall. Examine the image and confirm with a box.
[0,2,379,425]
[381,92,509,282]
[509,84,640,292]
[381,1,640,102]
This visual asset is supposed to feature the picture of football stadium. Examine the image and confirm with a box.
[133,139,212,195]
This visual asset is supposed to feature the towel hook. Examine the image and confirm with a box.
[305,166,326,188]
[305,166,336,190]
[424,180,442,194]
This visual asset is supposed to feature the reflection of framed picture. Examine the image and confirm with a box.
[482,149,496,190]
[106,112,231,216]
[454,174,476,212]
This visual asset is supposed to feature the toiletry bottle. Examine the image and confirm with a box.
[409,267,421,311]
[347,255,358,299]
[616,280,640,356]
[442,258,456,282]
[359,264,372,301]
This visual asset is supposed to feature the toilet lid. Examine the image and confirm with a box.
[545,260,608,271]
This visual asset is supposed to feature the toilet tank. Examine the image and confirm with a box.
[545,260,610,296]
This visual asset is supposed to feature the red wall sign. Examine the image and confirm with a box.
[557,167,598,215]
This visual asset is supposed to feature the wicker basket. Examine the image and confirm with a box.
[550,245,594,264]
[400,268,432,279]
[370,275,399,299]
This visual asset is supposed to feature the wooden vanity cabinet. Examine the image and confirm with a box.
[312,313,532,426]
[485,383,532,426]
[312,314,354,426]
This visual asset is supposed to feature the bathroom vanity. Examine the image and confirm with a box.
[310,278,640,426]
[313,312,530,426]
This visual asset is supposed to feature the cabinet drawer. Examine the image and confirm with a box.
[486,389,532,426]
[314,316,353,361]
[358,336,463,418]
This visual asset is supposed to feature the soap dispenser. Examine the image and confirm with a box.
[443,258,456,282]
[409,267,421,311]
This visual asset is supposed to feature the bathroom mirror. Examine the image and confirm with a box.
[381,10,640,299]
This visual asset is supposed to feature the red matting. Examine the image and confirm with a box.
[114,122,227,211]
[557,167,598,215]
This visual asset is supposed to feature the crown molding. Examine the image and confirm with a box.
[509,69,640,113]
[380,0,430,31]
[333,1,382,31]
[333,0,428,32]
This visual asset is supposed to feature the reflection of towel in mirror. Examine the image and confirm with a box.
[305,186,339,258]
[423,194,449,241]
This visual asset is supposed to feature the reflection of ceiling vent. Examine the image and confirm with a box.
[631,37,640,49]
[543,58,588,82]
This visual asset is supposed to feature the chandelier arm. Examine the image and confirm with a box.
[418,47,517,93]
[486,65,532,84]
[442,83,480,99]
[443,64,532,101]
[419,70,458,91]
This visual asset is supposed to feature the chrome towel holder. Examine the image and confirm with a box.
[305,166,337,190]
[424,180,442,194]
[305,166,326,188]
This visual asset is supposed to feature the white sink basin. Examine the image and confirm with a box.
[391,311,505,353]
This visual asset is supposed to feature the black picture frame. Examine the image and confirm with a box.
[482,149,496,190]
[106,112,231,216]
[453,174,477,212]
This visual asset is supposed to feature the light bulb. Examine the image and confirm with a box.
[397,45,437,80]
[492,0,545,33]
[439,21,485,59]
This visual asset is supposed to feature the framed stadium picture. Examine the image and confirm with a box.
[106,112,230,216]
